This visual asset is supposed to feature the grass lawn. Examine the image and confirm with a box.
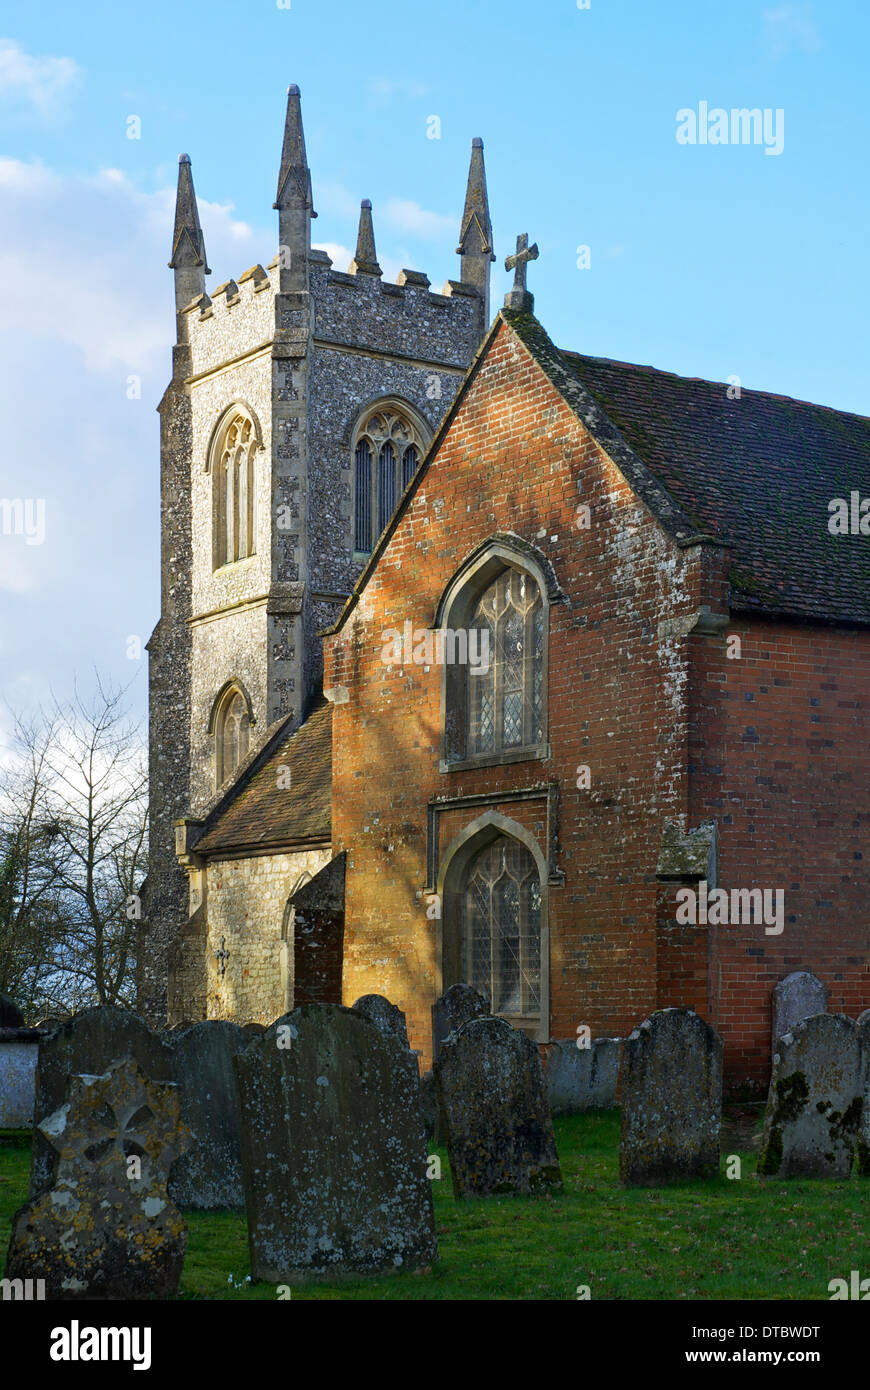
[2,1111,867,1300]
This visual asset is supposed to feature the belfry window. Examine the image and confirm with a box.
[463,836,541,1021]
[353,406,426,555]
[214,411,257,567]
[214,686,250,788]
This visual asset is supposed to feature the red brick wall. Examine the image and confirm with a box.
[684,618,870,1092]
[293,903,343,1006]
[656,881,709,1016]
[325,319,711,1066]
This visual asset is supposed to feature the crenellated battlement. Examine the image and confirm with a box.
[180,248,483,380]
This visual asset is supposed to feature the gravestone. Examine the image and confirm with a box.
[619,1008,722,1186]
[435,1016,562,1199]
[772,971,827,1053]
[758,1014,863,1178]
[431,983,489,1059]
[546,1037,622,1116]
[420,1069,437,1138]
[234,1003,436,1282]
[5,1058,189,1298]
[0,1027,41,1127]
[352,994,409,1046]
[30,1006,174,1197]
[167,1020,250,1209]
[0,993,24,1028]
[858,1013,870,1177]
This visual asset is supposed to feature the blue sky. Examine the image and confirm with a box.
[1,0,868,737]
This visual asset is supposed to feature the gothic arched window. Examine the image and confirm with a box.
[213,410,258,567]
[214,685,251,788]
[440,551,547,767]
[353,405,426,555]
[468,569,544,756]
[463,836,541,1020]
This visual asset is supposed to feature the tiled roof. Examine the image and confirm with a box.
[560,347,870,625]
[194,700,332,856]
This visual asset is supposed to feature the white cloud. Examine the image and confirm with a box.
[314,240,404,285]
[0,38,81,117]
[382,198,455,241]
[0,154,270,732]
[314,240,354,268]
[0,157,257,375]
[762,4,821,57]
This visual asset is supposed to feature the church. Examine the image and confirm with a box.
[140,85,870,1094]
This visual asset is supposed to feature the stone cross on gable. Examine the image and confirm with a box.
[504,233,539,313]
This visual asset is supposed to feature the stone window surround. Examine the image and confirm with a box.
[208,678,256,791]
[435,539,553,773]
[349,395,431,562]
[204,400,265,574]
[430,806,554,1044]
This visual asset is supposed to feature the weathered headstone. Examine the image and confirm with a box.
[352,993,409,1046]
[30,1006,174,1197]
[759,1014,863,1178]
[858,1013,870,1177]
[167,1020,250,1209]
[431,983,489,1059]
[619,1008,722,1186]
[772,971,827,1053]
[0,1027,41,1127]
[5,1058,189,1299]
[420,1069,437,1138]
[234,1003,436,1282]
[435,1016,562,1198]
[0,993,24,1028]
[546,1037,622,1116]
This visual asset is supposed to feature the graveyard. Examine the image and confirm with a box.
[3,1109,869,1301]
[1,986,868,1302]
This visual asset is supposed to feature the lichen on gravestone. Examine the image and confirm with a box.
[5,1057,190,1299]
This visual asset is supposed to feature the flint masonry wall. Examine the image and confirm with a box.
[202,847,331,1024]
[142,347,195,1026]
[684,615,870,1092]
[324,317,713,1068]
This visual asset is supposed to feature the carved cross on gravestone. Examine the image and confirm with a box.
[504,233,539,312]
[214,936,229,978]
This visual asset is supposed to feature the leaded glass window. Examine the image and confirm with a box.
[354,440,372,552]
[353,407,426,554]
[215,412,257,566]
[464,837,541,1018]
[215,687,250,788]
[378,441,395,532]
[468,569,544,756]
[402,444,418,490]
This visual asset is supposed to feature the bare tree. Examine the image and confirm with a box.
[0,710,67,1016]
[0,677,148,1017]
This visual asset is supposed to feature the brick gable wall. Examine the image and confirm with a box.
[325,319,714,1067]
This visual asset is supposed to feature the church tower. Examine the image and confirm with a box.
[140,87,494,1025]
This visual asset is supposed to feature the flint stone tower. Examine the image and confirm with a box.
[140,87,494,1025]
